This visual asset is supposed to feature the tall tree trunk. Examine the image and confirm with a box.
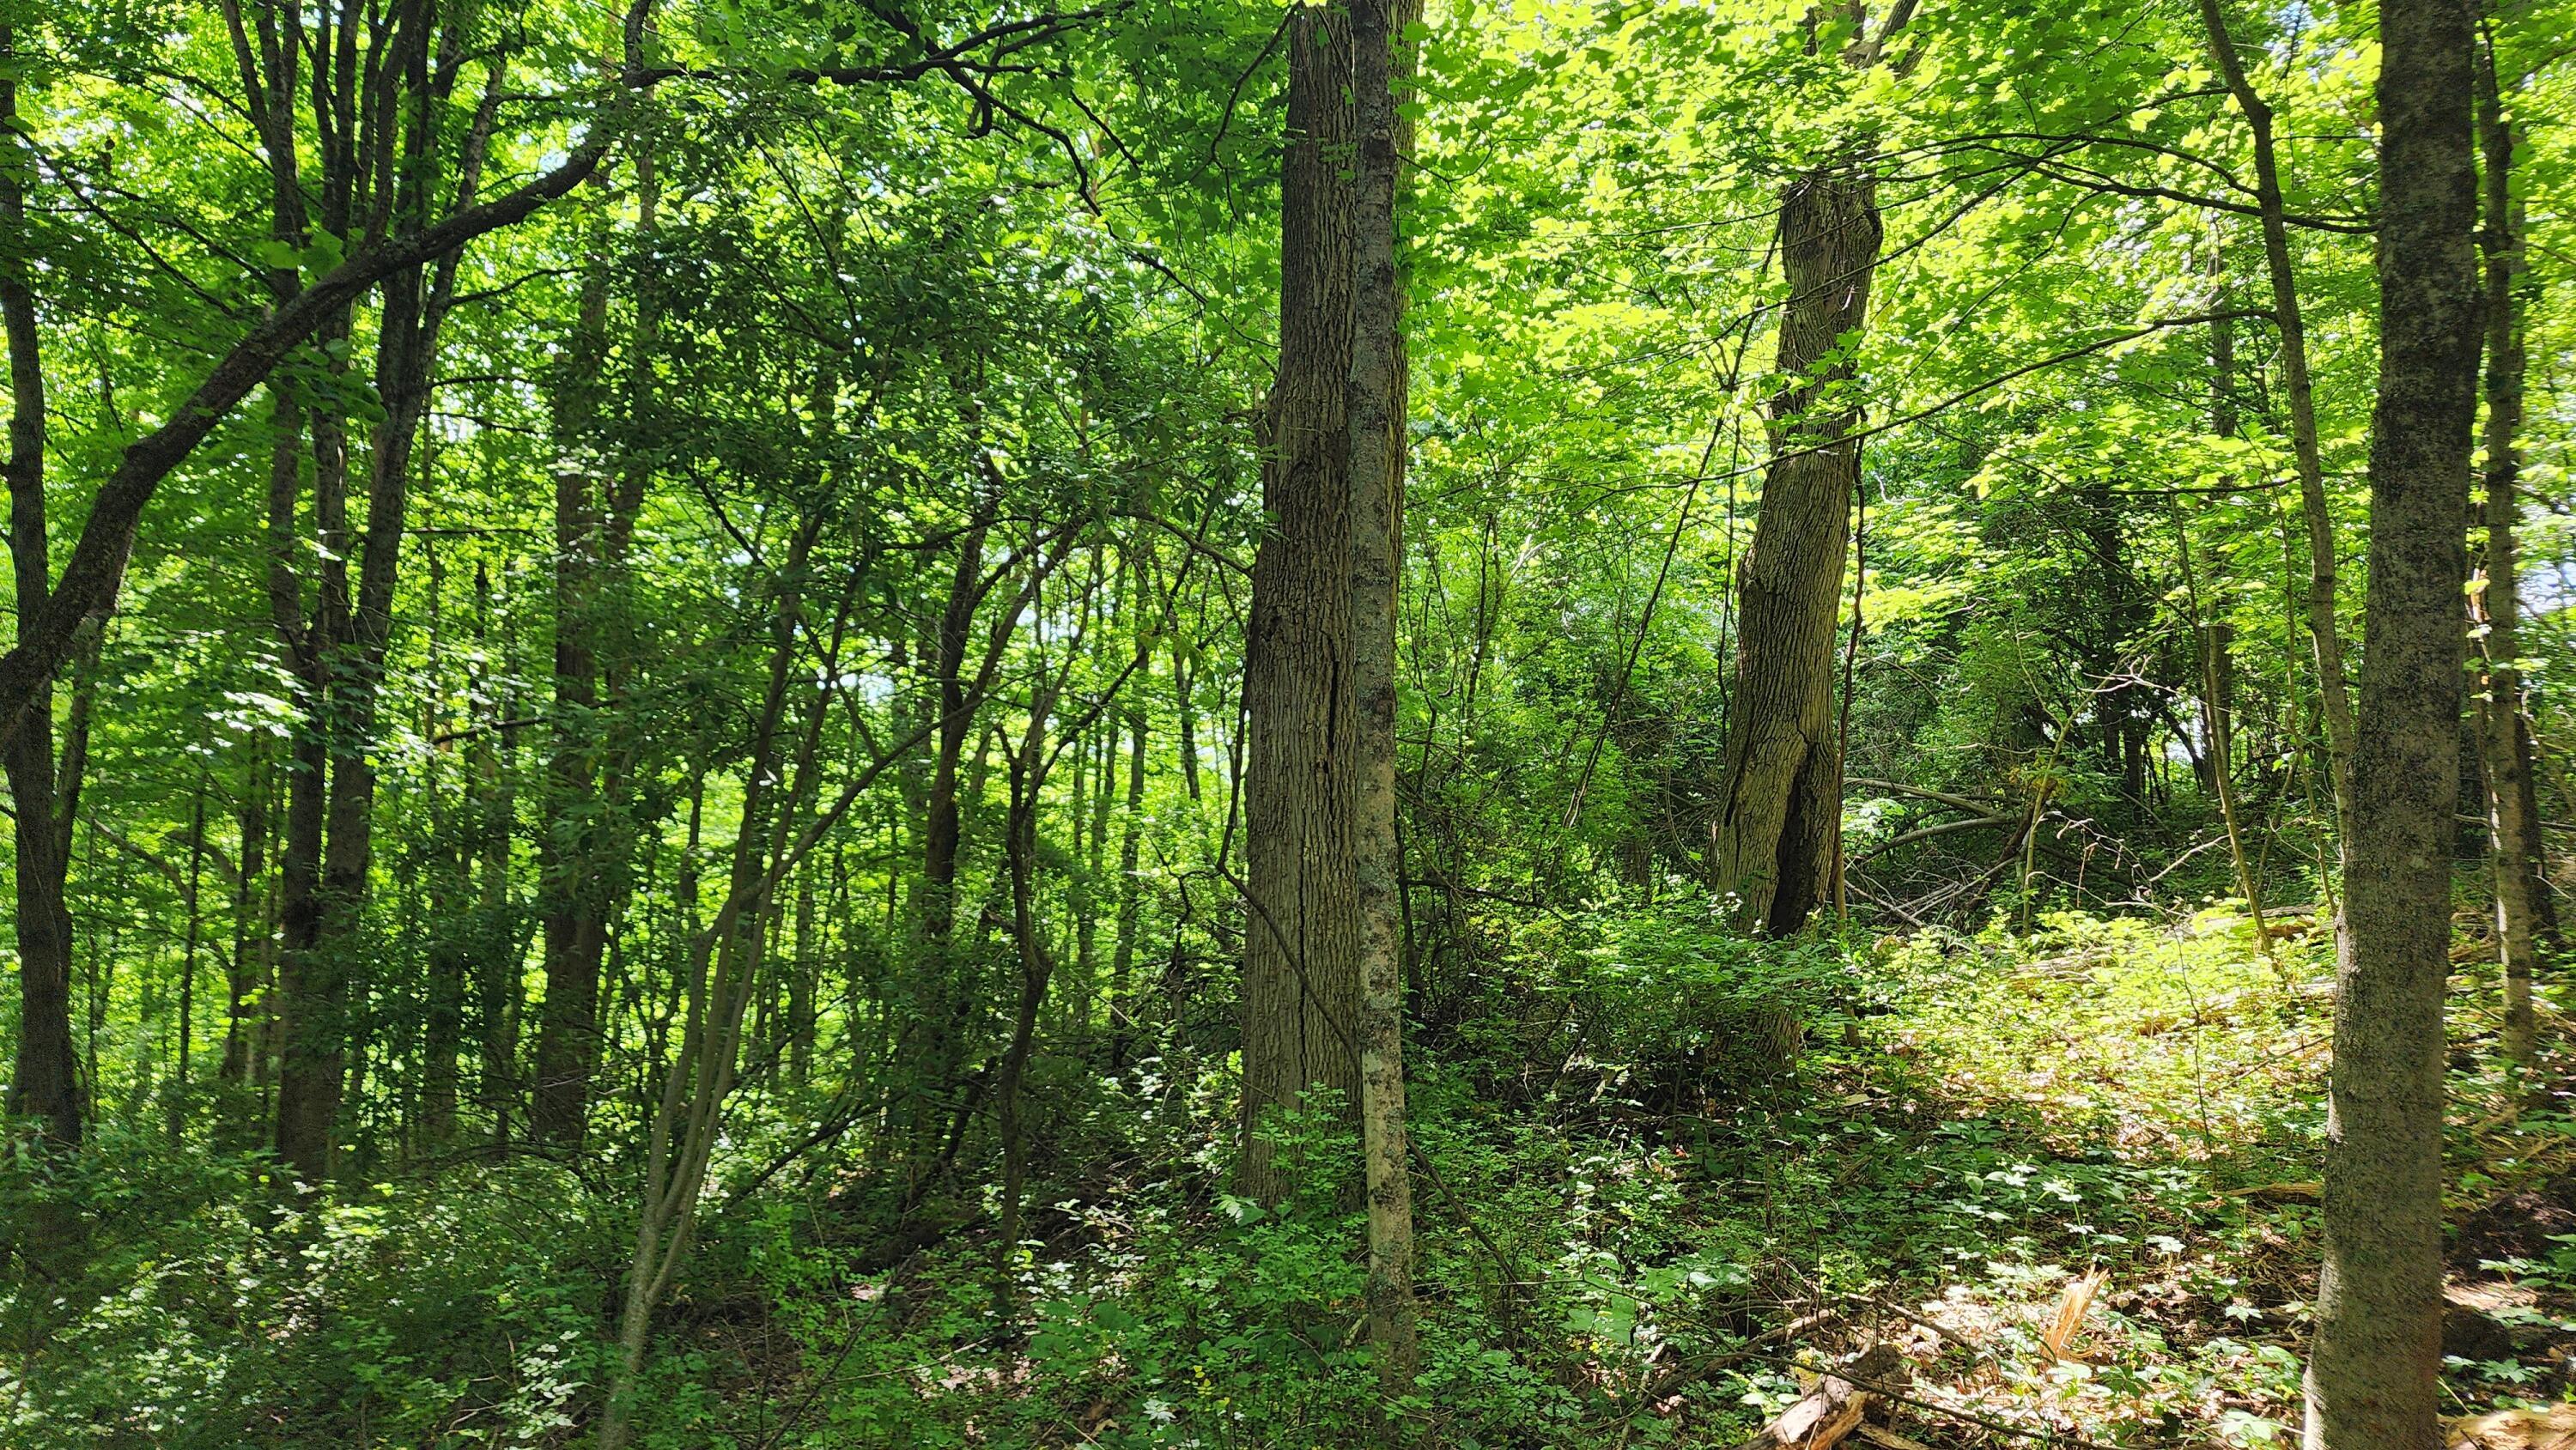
[2476,38,2543,1069]
[270,15,493,1180]
[1709,162,1879,933]
[170,770,210,1143]
[2306,7,2481,1447]
[2190,300,2270,952]
[0,24,82,1162]
[598,519,883,1450]
[993,679,1062,1316]
[533,234,618,1148]
[533,156,659,1147]
[1108,693,1148,1074]
[1346,0,1421,1380]
[1240,3,1364,1204]
[471,561,524,1143]
[2197,0,2360,858]
[223,736,270,1097]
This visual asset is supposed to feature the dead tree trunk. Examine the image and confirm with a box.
[1710,164,1880,933]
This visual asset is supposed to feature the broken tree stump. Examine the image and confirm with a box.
[1729,1344,1908,1450]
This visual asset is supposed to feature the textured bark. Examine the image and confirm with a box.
[1711,165,1880,933]
[271,7,498,1180]
[1346,0,1422,1379]
[1,29,84,1155]
[1239,2,1363,1204]
[2476,43,2543,1068]
[2306,6,2482,1447]
[2198,0,2360,858]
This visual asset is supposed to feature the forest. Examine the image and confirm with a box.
[0,0,2566,1444]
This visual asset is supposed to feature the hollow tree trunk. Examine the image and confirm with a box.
[1710,165,1880,934]
[2306,8,2481,1447]
[1239,0,1364,1204]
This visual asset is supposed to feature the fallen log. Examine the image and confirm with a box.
[1729,1344,1907,1450]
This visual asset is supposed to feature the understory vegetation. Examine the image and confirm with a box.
[3,0,2572,1445]
[21,912,2576,1447]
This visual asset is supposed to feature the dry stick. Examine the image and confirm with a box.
[1728,1348,2126,1450]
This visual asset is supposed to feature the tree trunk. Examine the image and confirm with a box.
[1710,164,1880,934]
[788,865,816,1090]
[1239,0,1364,1204]
[2188,300,2269,953]
[533,159,659,1146]
[1346,0,1422,1380]
[2476,39,2543,1069]
[993,679,1062,1317]
[2,29,83,1157]
[2198,0,2360,858]
[2306,7,2481,1447]
[471,562,523,1143]
[532,237,617,1148]
[1108,694,1148,1074]
[223,737,270,1095]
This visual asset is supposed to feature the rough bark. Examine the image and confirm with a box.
[2306,5,2482,1447]
[1346,0,1422,1379]
[2476,39,2543,1069]
[1,27,84,1155]
[1710,164,1880,933]
[271,8,499,1181]
[1239,1,1364,1204]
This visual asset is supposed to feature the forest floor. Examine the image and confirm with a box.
[18,908,2576,1448]
[713,909,2576,1448]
